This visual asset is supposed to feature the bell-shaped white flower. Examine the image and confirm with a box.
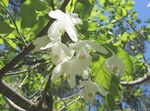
[69,40,108,54]
[32,35,51,52]
[42,41,73,65]
[48,10,82,42]
[80,79,108,104]
[68,47,92,75]
[51,40,108,88]
[52,62,77,88]
[105,55,124,75]
[51,47,91,88]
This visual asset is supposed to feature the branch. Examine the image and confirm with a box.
[0,44,34,79]
[4,97,26,111]
[0,0,70,79]
[5,62,48,76]
[0,3,27,46]
[5,70,28,76]
[0,0,70,110]
[0,81,38,110]
[120,74,150,86]
[58,96,80,111]
[122,18,146,39]
[38,65,54,111]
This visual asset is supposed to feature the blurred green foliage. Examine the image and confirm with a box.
[0,0,150,110]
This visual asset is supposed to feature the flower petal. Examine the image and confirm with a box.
[47,20,62,41]
[48,10,65,20]
[66,73,76,88]
[50,42,72,65]
[60,42,73,56]
[52,64,62,80]
[82,70,89,79]
[40,42,56,50]
[65,23,78,42]
[33,36,50,52]
[83,40,108,54]
[70,13,82,25]
[94,83,108,96]
[65,14,78,42]
[105,55,124,75]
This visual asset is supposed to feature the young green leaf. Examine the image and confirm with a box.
[0,21,14,34]
[20,4,37,28]
[75,0,93,20]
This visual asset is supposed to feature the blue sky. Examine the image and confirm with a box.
[134,0,150,21]
[134,0,150,63]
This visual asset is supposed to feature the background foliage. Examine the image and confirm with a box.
[0,0,150,111]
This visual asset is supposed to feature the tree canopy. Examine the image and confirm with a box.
[0,0,150,111]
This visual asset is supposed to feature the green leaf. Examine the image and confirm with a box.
[91,56,111,89]
[1,0,9,7]
[109,75,120,96]
[0,21,14,34]
[122,8,127,16]
[121,33,129,42]
[136,19,141,24]
[31,16,49,37]
[75,0,93,20]
[66,0,76,12]
[20,4,37,28]
[31,0,48,11]
[106,94,115,110]
[88,22,97,31]
[99,0,105,6]
[0,38,4,44]
[98,14,108,22]
[116,47,133,75]
[6,39,17,49]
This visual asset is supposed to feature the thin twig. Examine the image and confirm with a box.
[5,70,28,76]
[0,3,27,46]
[0,0,70,79]
[0,0,70,110]
[54,92,80,103]
[58,96,80,111]
[37,65,54,110]
[4,97,26,111]
[5,62,48,76]
[120,73,150,86]
[122,18,146,39]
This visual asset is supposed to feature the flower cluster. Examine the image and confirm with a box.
[105,55,124,75]
[33,10,124,104]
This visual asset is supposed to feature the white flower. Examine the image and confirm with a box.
[51,47,91,88]
[51,40,108,88]
[69,40,108,54]
[48,10,82,42]
[80,79,108,104]
[32,35,51,52]
[41,41,73,65]
[105,55,124,75]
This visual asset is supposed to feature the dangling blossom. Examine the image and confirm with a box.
[51,48,91,88]
[69,40,108,54]
[80,79,108,104]
[48,10,82,42]
[32,35,51,52]
[41,40,73,65]
[51,40,108,88]
[105,55,124,75]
